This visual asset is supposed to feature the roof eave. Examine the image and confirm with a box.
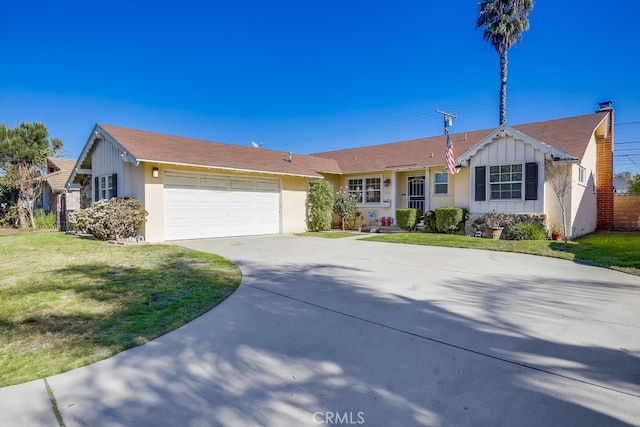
[66,124,139,187]
[137,159,326,179]
[456,124,577,164]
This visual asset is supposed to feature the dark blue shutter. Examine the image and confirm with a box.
[112,173,118,198]
[525,162,538,200]
[94,177,99,201]
[475,166,486,201]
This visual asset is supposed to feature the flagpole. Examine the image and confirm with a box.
[435,109,458,174]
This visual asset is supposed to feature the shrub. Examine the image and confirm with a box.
[508,222,546,240]
[435,207,464,234]
[34,209,56,229]
[333,190,360,230]
[396,208,421,231]
[68,198,147,240]
[423,210,437,233]
[0,204,19,227]
[307,180,333,232]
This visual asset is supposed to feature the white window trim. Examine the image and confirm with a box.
[347,175,383,205]
[578,165,587,186]
[433,172,449,195]
[489,163,524,201]
[100,175,113,200]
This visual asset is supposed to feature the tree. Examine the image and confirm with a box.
[0,122,62,228]
[307,180,333,232]
[477,0,533,125]
[615,171,633,181]
[333,190,359,231]
[544,159,571,245]
[628,173,640,194]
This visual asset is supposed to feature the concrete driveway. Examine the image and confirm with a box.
[1,234,639,426]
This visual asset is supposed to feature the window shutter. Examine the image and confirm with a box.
[525,162,538,200]
[112,173,118,198]
[475,166,486,201]
[94,177,99,201]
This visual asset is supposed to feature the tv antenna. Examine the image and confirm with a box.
[250,141,263,148]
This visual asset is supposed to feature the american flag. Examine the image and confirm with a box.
[446,135,456,174]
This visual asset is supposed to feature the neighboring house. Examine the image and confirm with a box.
[613,177,628,194]
[66,102,614,242]
[40,158,80,230]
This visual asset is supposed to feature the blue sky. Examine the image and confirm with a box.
[1,0,639,173]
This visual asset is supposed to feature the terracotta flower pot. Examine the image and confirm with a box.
[485,226,504,240]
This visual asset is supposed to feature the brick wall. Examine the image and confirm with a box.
[596,105,614,230]
[613,195,640,231]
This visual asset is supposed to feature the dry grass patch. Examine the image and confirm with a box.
[0,231,241,387]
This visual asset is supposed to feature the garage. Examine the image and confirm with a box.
[163,171,281,240]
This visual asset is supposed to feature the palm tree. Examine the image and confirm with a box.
[477,0,533,125]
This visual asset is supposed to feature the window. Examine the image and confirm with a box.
[578,165,586,185]
[94,173,118,201]
[100,175,113,199]
[347,176,381,204]
[434,172,448,194]
[347,178,363,203]
[489,164,522,200]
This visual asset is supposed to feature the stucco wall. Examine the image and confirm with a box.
[336,170,396,225]
[428,166,455,210]
[570,136,598,237]
[281,175,310,234]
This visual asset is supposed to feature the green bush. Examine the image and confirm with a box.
[34,209,56,229]
[68,198,147,240]
[307,180,333,231]
[508,222,546,240]
[0,204,19,227]
[435,207,464,234]
[396,208,421,231]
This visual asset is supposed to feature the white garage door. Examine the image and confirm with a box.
[164,172,281,240]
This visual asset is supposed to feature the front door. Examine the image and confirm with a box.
[59,193,66,231]
[407,175,425,214]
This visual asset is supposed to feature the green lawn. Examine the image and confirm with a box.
[0,231,241,387]
[363,231,640,276]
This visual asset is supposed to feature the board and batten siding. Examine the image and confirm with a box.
[469,135,545,214]
[90,138,129,201]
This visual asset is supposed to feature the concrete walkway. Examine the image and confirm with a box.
[1,234,639,426]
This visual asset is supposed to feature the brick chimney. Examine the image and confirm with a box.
[595,101,614,230]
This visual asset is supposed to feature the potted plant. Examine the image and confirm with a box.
[483,211,504,239]
[549,223,563,241]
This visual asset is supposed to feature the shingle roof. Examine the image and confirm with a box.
[89,112,608,179]
[98,124,342,178]
[44,158,77,192]
[312,112,609,173]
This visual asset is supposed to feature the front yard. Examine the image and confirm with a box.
[0,231,241,387]
[363,231,640,276]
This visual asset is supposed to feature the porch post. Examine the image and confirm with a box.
[391,170,397,213]
[424,168,430,212]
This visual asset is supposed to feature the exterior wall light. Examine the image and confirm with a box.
[384,178,391,187]
[152,167,159,178]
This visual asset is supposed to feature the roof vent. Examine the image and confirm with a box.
[288,152,293,163]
